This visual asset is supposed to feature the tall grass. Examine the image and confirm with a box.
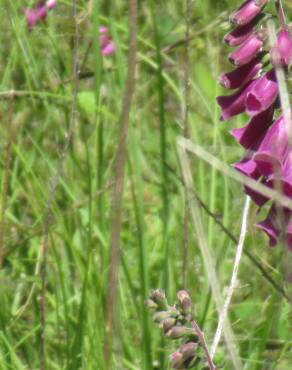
[0,0,291,369]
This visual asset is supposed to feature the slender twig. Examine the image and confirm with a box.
[151,1,169,294]
[275,0,287,28]
[182,0,192,288]
[103,0,138,366]
[190,319,216,370]
[39,1,80,368]
[0,97,14,268]
[211,196,251,358]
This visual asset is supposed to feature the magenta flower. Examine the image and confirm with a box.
[270,29,292,67]
[230,0,268,26]
[99,26,116,56]
[217,79,255,121]
[219,57,262,89]
[245,69,279,116]
[228,34,263,66]
[224,23,255,46]
[234,158,269,206]
[253,115,288,176]
[217,0,292,250]
[231,107,274,149]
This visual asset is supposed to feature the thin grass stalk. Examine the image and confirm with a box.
[128,147,153,369]
[0,97,14,268]
[103,0,138,366]
[39,1,80,368]
[182,0,192,288]
[92,1,105,235]
[211,196,251,358]
[150,1,169,294]
[177,138,243,370]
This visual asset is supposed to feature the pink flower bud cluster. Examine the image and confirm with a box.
[24,0,57,30]
[146,290,213,369]
[217,0,292,250]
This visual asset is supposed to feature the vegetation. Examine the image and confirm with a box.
[0,0,291,369]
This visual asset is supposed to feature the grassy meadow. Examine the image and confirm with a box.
[0,0,291,369]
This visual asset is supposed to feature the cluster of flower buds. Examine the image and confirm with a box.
[24,0,57,30]
[217,0,292,250]
[146,289,214,369]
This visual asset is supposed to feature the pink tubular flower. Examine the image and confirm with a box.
[270,29,292,67]
[230,0,268,26]
[245,69,279,116]
[253,115,288,176]
[219,57,262,89]
[231,106,274,149]
[217,79,255,121]
[224,22,255,46]
[234,157,269,206]
[228,34,263,66]
[99,26,116,56]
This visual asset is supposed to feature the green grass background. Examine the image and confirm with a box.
[0,0,291,369]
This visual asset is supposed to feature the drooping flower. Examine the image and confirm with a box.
[217,79,256,121]
[253,115,288,176]
[245,69,279,116]
[231,106,274,149]
[219,56,262,89]
[228,34,263,66]
[99,26,116,56]
[217,0,292,250]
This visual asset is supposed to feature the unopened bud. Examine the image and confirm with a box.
[170,351,184,369]
[150,289,168,309]
[180,342,197,361]
[177,290,192,315]
[162,317,176,333]
[153,311,169,323]
[145,299,157,310]
[166,326,194,339]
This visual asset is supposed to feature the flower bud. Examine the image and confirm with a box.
[144,299,157,309]
[177,290,192,315]
[150,289,168,310]
[153,311,170,323]
[169,351,184,369]
[166,326,194,339]
[180,342,197,360]
[162,317,177,333]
